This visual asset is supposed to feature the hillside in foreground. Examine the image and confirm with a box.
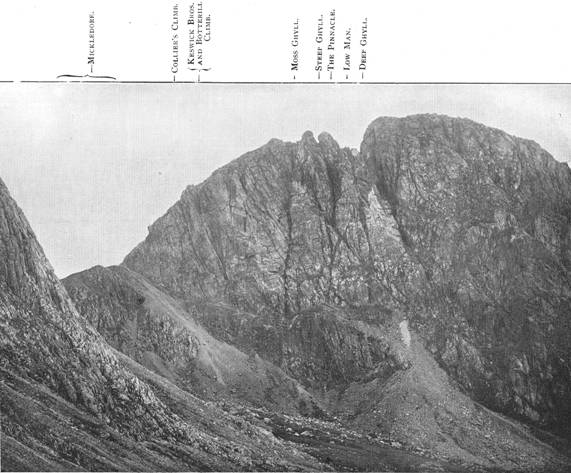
[2,114,571,472]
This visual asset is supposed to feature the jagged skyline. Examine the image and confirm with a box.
[2,112,570,471]
[2,84,570,277]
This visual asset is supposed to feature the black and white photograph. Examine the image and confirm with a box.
[1,83,570,472]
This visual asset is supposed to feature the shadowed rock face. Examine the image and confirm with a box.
[337,332,566,470]
[123,115,571,433]
[0,177,160,430]
[363,115,571,427]
[0,177,326,471]
[123,131,416,382]
[2,173,501,473]
[7,113,568,471]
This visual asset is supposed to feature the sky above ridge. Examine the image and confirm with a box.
[2,84,570,277]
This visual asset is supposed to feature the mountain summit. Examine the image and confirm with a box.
[3,114,571,472]
[120,115,571,469]
[124,115,571,430]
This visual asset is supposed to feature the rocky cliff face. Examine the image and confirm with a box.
[124,131,414,316]
[63,265,323,416]
[1,175,489,473]
[0,177,325,471]
[123,115,571,436]
[363,115,571,428]
[8,113,569,471]
[123,131,417,383]
[336,331,565,470]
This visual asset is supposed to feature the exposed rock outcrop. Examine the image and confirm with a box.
[124,116,571,431]
[7,113,569,471]
[63,265,323,415]
[119,116,571,470]
[0,177,325,471]
[362,115,571,428]
[335,330,566,471]
[0,174,478,472]
[124,131,413,315]
[123,131,416,378]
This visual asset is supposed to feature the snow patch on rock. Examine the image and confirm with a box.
[399,320,411,348]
